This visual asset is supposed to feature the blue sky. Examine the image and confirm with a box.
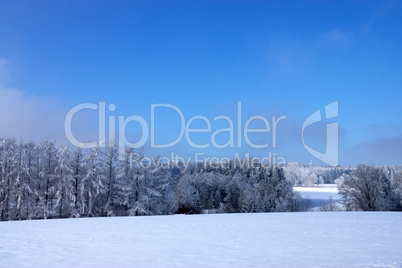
[0,0,401,165]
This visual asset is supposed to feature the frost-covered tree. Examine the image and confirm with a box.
[223,171,243,213]
[148,158,175,215]
[121,147,149,216]
[337,165,399,211]
[175,172,201,213]
[0,138,16,220]
[83,144,104,217]
[10,140,26,221]
[71,146,85,217]
[391,170,402,210]
[253,166,294,212]
[42,140,58,219]
[22,141,37,220]
[100,142,120,216]
[54,146,74,218]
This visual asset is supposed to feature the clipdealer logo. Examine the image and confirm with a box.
[302,101,339,166]
[64,101,339,166]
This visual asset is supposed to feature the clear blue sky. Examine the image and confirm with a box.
[0,0,401,165]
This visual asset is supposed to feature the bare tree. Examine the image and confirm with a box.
[338,165,398,211]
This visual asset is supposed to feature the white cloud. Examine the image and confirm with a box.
[0,86,65,142]
[0,58,98,145]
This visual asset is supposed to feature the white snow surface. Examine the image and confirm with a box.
[1,212,402,267]
[294,186,342,208]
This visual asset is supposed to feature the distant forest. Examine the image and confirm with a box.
[1,138,401,221]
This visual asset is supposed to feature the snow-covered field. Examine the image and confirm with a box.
[1,212,402,267]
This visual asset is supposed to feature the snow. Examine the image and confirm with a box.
[1,212,402,267]
[294,186,342,208]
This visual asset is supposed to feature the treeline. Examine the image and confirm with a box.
[2,138,400,221]
[283,162,354,186]
[0,138,310,221]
